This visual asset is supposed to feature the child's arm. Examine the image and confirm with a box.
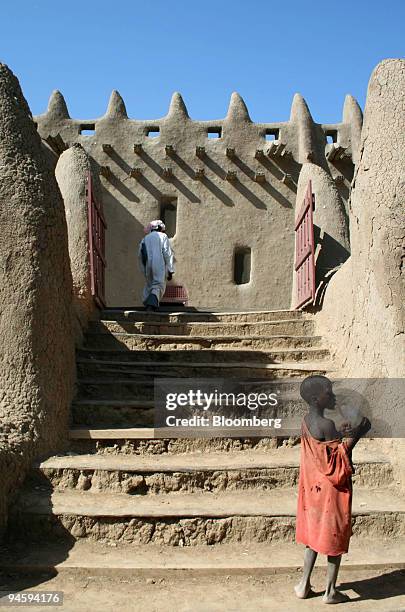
[342,417,371,451]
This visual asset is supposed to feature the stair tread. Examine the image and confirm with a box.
[82,344,322,354]
[89,330,312,340]
[77,360,332,370]
[73,399,154,405]
[69,427,155,439]
[97,325,311,333]
[37,446,390,472]
[17,487,405,518]
[1,538,404,572]
[102,309,303,316]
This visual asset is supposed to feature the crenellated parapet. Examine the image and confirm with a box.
[34,89,362,307]
[34,89,362,175]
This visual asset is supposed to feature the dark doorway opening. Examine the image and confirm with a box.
[160,198,177,238]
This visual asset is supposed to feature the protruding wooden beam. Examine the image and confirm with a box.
[281,173,295,187]
[165,145,175,156]
[194,168,205,180]
[129,167,143,178]
[326,144,349,162]
[196,146,206,158]
[162,167,174,180]
[102,144,113,153]
[267,142,286,158]
[99,166,113,180]
[45,133,67,155]
[255,149,265,160]
[254,172,266,184]
[266,141,277,157]
[225,170,237,182]
[134,143,143,154]
[226,147,236,159]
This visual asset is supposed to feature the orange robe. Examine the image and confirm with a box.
[296,419,353,556]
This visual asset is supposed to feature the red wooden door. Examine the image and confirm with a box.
[86,172,107,308]
[294,180,315,309]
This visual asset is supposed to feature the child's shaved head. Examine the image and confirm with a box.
[300,375,332,404]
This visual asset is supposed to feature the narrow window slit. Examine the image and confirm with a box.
[147,127,160,138]
[207,127,222,139]
[234,247,251,285]
[325,130,338,144]
[79,124,96,136]
[265,129,279,141]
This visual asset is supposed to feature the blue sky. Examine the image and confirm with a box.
[1,0,404,124]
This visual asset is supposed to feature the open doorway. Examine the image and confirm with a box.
[160,198,177,238]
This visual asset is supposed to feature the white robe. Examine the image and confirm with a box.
[138,231,174,304]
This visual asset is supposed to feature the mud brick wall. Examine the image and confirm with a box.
[0,64,76,537]
[35,89,361,308]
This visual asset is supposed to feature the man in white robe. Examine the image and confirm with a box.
[138,220,175,311]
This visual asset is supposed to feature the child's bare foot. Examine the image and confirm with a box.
[294,581,312,599]
[322,589,350,604]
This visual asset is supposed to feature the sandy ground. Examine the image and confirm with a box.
[0,569,404,612]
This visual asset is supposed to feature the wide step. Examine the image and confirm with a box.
[100,309,305,323]
[93,319,315,337]
[11,487,405,545]
[74,381,318,406]
[2,538,405,574]
[76,361,330,387]
[32,447,393,493]
[84,333,319,352]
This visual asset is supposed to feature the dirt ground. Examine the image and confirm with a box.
[0,568,404,612]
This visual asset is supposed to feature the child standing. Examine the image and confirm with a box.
[295,375,371,604]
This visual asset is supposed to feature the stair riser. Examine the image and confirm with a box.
[101,311,304,323]
[77,370,327,388]
[87,334,321,352]
[77,367,318,382]
[69,437,284,455]
[86,321,313,349]
[77,344,323,363]
[31,467,299,493]
[76,378,325,403]
[72,406,306,428]
[73,396,308,426]
[89,320,315,339]
[83,338,320,353]
[30,463,394,495]
[10,513,405,546]
[76,364,302,390]
[73,405,155,427]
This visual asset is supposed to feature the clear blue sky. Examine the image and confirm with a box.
[1,0,404,124]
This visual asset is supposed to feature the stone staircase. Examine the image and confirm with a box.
[4,309,405,574]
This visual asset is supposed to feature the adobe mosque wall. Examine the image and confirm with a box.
[55,144,103,339]
[0,64,76,536]
[316,59,404,379]
[312,59,405,489]
[34,88,361,309]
